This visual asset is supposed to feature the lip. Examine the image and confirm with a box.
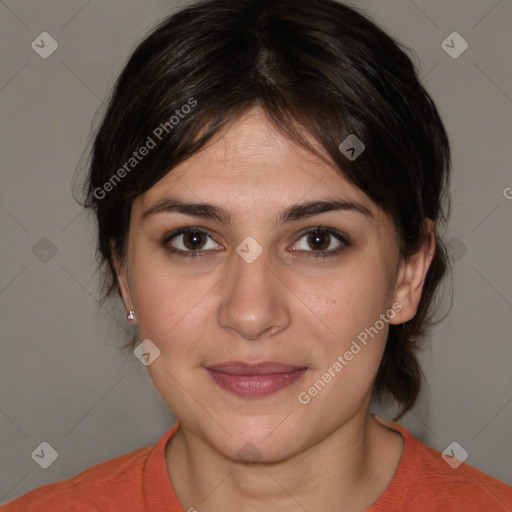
[204,361,308,397]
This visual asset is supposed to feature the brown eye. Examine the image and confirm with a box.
[162,227,221,258]
[182,231,208,250]
[291,227,349,258]
[306,233,331,251]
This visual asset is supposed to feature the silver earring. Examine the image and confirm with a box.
[127,309,136,321]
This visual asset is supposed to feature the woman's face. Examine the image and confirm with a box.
[118,107,424,462]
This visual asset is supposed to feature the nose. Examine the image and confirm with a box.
[217,245,291,341]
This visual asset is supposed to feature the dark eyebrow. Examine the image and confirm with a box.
[142,197,373,225]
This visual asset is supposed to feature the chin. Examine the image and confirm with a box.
[210,415,308,463]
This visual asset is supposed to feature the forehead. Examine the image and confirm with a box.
[135,107,379,220]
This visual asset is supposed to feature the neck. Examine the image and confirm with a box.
[166,411,403,512]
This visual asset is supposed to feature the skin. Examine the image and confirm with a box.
[115,107,435,512]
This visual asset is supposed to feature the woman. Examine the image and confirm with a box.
[4,0,511,510]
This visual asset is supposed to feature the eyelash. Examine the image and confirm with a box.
[161,226,350,259]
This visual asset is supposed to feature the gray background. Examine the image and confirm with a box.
[1,0,511,504]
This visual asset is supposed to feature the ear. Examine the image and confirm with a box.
[390,220,436,325]
[110,240,137,325]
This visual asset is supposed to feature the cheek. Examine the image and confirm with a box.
[296,258,394,344]
[132,266,214,410]
[127,241,210,347]
[134,269,213,347]
[296,279,390,419]
[294,259,393,401]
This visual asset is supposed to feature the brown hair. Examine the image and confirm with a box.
[83,0,451,419]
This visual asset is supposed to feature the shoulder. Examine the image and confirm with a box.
[414,437,512,510]
[1,445,152,511]
[372,416,512,511]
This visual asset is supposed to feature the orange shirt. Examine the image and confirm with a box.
[2,419,511,511]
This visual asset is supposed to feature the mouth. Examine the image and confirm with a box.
[204,361,308,397]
